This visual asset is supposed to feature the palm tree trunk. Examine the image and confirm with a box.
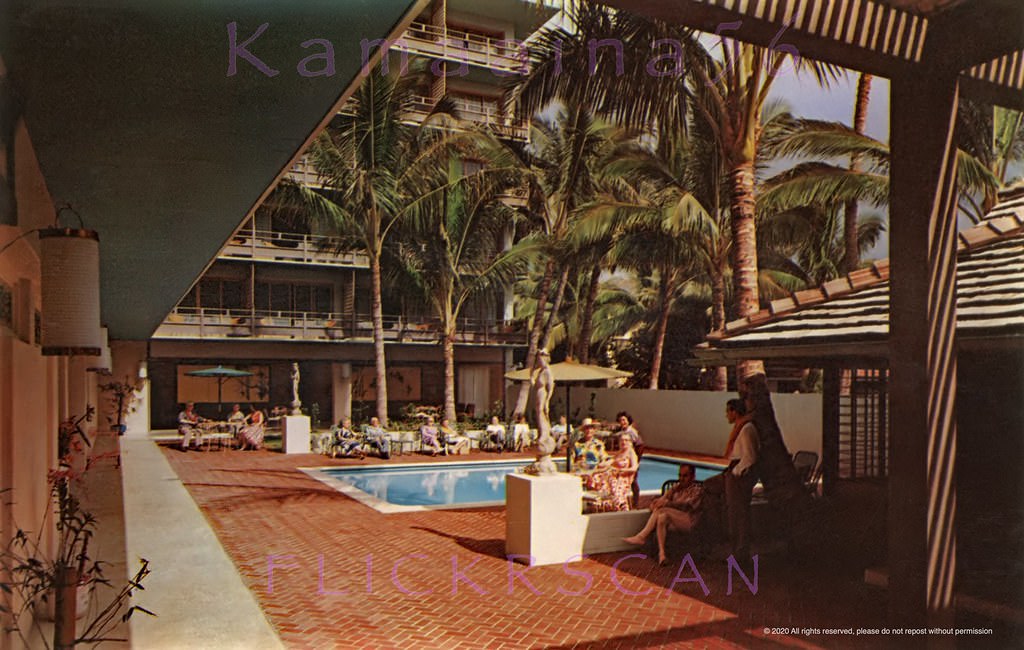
[576,262,601,363]
[710,264,728,391]
[370,253,389,425]
[648,270,674,390]
[442,328,457,424]
[512,259,555,417]
[728,157,764,378]
[843,73,872,273]
[540,264,570,350]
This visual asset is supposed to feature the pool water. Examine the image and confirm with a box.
[307,455,723,511]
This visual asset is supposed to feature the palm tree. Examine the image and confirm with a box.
[957,100,1024,218]
[843,73,872,273]
[678,42,838,380]
[270,70,456,424]
[758,115,1000,229]
[393,153,527,423]
[505,108,624,416]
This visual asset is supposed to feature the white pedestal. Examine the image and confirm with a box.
[281,415,311,454]
[505,473,586,566]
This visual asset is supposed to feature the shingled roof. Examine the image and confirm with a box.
[700,191,1024,356]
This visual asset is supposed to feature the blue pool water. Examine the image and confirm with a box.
[312,456,723,509]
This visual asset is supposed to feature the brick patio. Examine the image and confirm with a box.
[154,444,920,649]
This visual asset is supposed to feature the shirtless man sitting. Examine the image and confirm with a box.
[623,463,704,565]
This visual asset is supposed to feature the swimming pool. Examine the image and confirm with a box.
[301,455,724,513]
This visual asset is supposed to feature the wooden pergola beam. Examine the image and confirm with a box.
[596,0,914,78]
[924,0,1024,72]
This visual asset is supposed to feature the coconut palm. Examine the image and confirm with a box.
[957,100,1024,218]
[269,70,457,424]
[504,108,625,416]
[758,115,1001,229]
[393,153,528,423]
[843,73,872,273]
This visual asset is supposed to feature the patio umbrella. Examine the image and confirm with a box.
[504,360,633,383]
[185,365,253,414]
[505,360,632,422]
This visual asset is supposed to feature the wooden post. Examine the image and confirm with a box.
[821,364,841,496]
[887,68,960,629]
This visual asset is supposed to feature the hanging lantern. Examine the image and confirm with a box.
[86,326,111,373]
[39,227,102,356]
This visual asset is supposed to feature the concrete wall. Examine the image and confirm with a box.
[560,387,823,458]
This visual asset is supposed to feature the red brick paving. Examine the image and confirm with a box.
[162,446,891,649]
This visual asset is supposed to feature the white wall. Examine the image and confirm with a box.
[561,387,822,458]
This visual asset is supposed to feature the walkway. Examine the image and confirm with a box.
[121,438,282,649]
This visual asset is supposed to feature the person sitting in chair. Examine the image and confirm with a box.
[484,416,506,452]
[178,402,205,451]
[238,405,266,450]
[551,415,572,449]
[362,417,391,459]
[588,433,638,510]
[420,415,442,456]
[511,413,531,451]
[573,418,607,471]
[227,403,248,436]
[331,417,363,458]
[440,417,469,455]
[624,463,704,565]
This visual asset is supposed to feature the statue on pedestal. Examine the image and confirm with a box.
[290,362,302,416]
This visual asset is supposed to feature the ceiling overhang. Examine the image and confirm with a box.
[2,0,424,339]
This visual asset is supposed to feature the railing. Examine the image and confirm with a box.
[154,308,528,346]
[401,21,528,74]
[220,225,369,268]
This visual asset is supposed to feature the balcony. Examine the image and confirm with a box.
[153,307,528,346]
[401,21,527,74]
[219,227,369,268]
[407,94,528,141]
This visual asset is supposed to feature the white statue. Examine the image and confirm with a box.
[290,362,302,415]
[524,350,558,475]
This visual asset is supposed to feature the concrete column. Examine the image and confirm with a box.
[332,362,352,423]
[887,69,960,628]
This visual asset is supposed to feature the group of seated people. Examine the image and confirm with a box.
[418,416,471,456]
[571,412,644,512]
[316,416,393,459]
[177,402,266,451]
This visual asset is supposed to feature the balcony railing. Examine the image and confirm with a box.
[219,228,369,268]
[401,21,528,74]
[154,307,528,346]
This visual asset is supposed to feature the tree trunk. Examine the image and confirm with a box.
[710,264,728,391]
[576,262,601,364]
[512,260,555,417]
[442,329,456,424]
[648,271,673,390]
[540,264,570,351]
[843,73,872,274]
[728,157,763,378]
[370,253,389,425]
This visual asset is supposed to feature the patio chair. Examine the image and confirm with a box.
[792,451,820,496]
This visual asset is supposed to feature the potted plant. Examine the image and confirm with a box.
[98,377,143,435]
[0,410,153,649]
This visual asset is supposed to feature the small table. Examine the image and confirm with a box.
[389,438,417,456]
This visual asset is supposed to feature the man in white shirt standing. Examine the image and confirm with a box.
[724,398,758,557]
